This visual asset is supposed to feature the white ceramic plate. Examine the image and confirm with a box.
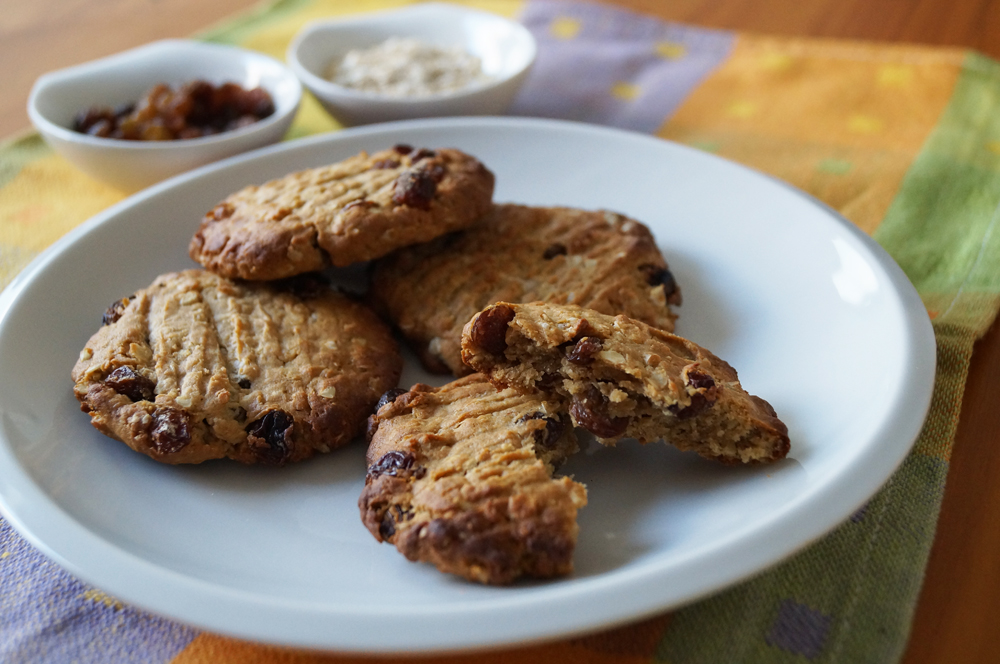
[0,117,935,653]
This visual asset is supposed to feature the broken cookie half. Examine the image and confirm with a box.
[360,374,586,585]
[461,301,789,465]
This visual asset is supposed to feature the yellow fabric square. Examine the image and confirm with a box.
[0,154,122,253]
[847,114,885,134]
[878,63,916,87]
[726,100,758,118]
[550,16,582,39]
[611,81,642,100]
[656,41,687,60]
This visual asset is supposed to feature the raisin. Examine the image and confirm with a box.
[379,512,396,539]
[668,369,717,419]
[411,148,436,161]
[367,450,425,482]
[517,412,565,450]
[543,243,567,259]
[425,518,455,544]
[537,373,562,390]
[367,388,406,442]
[392,169,437,210]
[365,416,381,443]
[393,143,413,154]
[667,392,713,420]
[425,164,447,182]
[373,158,400,169]
[376,388,407,412]
[379,506,414,540]
[238,86,275,118]
[184,81,214,123]
[566,336,603,365]
[469,304,515,356]
[102,295,132,325]
[686,369,715,391]
[237,377,251,389]
[106,366,155,401]
[245,410,294,465]
[73,107,116,133]
[638,264,680,304]
[151,407,191,454]
[570,386,628,438]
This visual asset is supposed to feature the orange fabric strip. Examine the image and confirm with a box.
[658,35,964,235]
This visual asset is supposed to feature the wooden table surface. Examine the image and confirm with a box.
[2,1,999,662]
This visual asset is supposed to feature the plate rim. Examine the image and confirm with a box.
[0,116,937,653]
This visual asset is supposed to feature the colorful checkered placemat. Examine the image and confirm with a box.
[4,1,1000,662]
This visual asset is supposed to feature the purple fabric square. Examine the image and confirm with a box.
[0,520,197,663]
[510,0,735,133]
[766,599,833,659]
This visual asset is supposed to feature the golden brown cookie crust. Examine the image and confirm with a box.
[189,146,495,279]
[360,374,586,585]
[372,204,680,376]
[461,302,789,465]
[72,270,402,465]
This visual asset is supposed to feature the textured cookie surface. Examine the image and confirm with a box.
[360,374,586,585]
[462,302,789,464]
[372,204,681,376]
[72,270,402,465]
[189,145,495,279]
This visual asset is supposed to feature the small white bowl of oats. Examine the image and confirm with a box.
[287,3,536,126]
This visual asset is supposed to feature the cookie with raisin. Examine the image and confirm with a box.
[189,145,495,280]
[372,204,680,376]
[72,270,402,465]
[360,374,586,585]
[461,302,789,465]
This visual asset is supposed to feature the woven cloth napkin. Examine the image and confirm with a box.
[3,1,1000,662]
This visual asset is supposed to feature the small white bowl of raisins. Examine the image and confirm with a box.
[28,40,302,192]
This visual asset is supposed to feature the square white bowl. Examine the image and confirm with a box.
[287,3,536,126]
[28,40,303,193]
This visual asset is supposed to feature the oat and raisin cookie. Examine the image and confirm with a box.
[189,145,495,280]
[72,270,402,465]
[360,374,586,585]
[372,204,681,376]
[461,302,789,465]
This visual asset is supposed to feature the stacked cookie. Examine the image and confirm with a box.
[71,144,787,586]
[371,204,681,374]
